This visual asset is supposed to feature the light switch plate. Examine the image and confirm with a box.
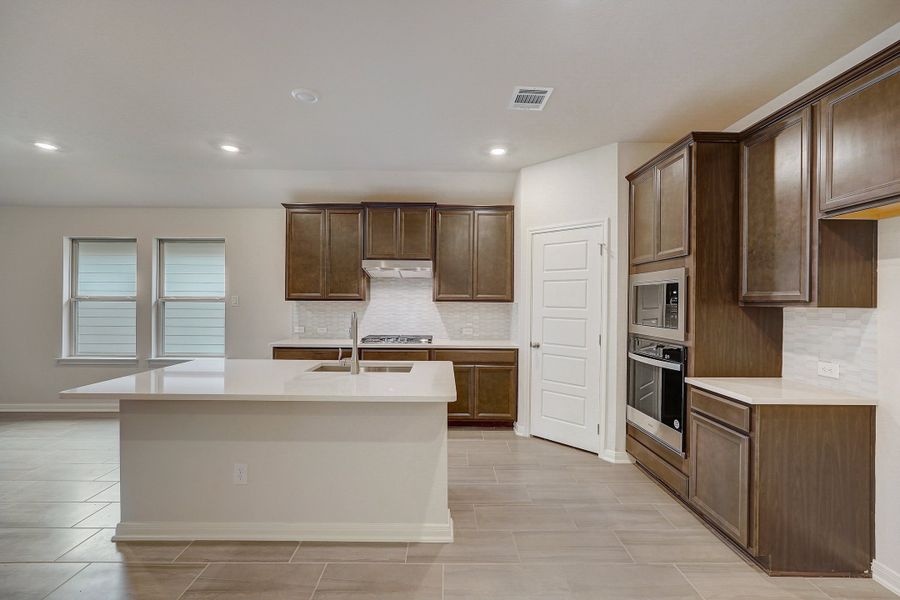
[817,361,840,379]
[230,295,240,307]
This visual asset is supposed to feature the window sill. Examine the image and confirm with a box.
[57,357,139,366]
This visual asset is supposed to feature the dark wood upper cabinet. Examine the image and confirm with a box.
[434,209,474,300]
[364,204,434,259]
[629,146,689,265]
[474,209,514,301]
[284,205,367,301]
[285,207,326,299]
[629,170,656,265]
[435,206,514,302]
[740,107,812,304]
[656,148,690,260]
[818,53,900,214]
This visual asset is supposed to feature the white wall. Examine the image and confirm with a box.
[513,142,667,460]
[0,206,291,410]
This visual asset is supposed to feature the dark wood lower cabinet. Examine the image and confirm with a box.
[689,412,750,547]
[629,386,874,577]
[272,346,517,425]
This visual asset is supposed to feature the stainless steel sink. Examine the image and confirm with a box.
[310,364,413,374]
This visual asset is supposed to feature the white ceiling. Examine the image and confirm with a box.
[1,0,899,207]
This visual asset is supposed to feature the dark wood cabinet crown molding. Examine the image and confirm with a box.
[626,132,740,181]
[740,40,900,138]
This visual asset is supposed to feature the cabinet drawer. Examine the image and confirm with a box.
[690,387,751,433]
[627,434,688,498]
[360,349,431,361]
[272,347,347,360]
[433,349,517,365]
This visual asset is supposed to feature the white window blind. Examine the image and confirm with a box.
[71,239,137,356]
[158,240,225,356]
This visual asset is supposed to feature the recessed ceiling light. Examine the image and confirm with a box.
[33,141,60,152]
[290,88,319,104]
[219,144,241,153]
[489,146,508,156]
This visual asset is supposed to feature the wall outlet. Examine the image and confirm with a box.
[233,463,248,485]
[296,326,305,334]
[316,327,327,334]
[230,295,240,307]
[817,360,840,379]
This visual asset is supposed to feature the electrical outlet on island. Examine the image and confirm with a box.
[233,463,248,485]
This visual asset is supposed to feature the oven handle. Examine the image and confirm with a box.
[628,352,682,372]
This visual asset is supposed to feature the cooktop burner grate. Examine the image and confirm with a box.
[361,335,433,344]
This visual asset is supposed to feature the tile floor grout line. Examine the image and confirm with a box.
[170,540,194,563]
[176,562,210,600]
[39,561,91,600]
[288,540,302,563]
[67,502,110,528]
[310,561,328,600]
[673,562,714,600]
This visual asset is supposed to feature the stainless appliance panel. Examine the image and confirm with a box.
[629,268,686,342]
[626,336,686,453]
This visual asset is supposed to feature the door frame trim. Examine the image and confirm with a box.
[522,220,609,455]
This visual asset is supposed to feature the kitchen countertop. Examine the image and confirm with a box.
[685,377,876,406]
[270,337,519,349]
[60,358,456,403]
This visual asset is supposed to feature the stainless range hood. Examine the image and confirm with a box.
[362,259,433,279]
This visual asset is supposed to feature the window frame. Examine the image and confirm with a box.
[155,238,226,358]
[69,238,138,358]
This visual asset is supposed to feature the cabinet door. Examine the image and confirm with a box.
[449,365,476,419]
[475,365,517,420]
[630,170,656,265]
[689,412,750,547]
[273,347,347,360]
[656,148,690,260]
[325,208,367,300]
[285,208,326,299]
[365,206,398,259]
[473,208,514,301]
[740,108,811,304]
[398,206,434,259]
[819,55,900,212]
[434,209,474,300]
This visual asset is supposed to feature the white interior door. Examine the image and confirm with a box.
[530,226,603,453]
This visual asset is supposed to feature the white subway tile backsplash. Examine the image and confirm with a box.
[291,279,516,340]
[782,307,878,398]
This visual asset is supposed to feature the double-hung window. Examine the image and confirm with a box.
[157,240,226,357]
[70,239,137,357]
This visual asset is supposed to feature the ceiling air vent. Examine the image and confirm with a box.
[509,86,554,111]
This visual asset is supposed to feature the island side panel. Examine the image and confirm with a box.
[117,399,450,542]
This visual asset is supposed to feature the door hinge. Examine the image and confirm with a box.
[598,334,602,346]
[597,424,600,434]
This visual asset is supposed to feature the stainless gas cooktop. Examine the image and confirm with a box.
[361,335,433,344]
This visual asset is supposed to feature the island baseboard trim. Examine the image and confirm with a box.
[0,402,118,412]
[112,513,454,543]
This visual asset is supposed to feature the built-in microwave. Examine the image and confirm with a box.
[629,267,686,342]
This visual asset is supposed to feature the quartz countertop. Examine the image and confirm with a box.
[270,337,519,349]
[685,377,876,406]
[60,359,456,403]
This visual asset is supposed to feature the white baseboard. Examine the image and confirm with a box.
[513,422,530,437]
[0,402,118,413]
[873,560,900,596]
[113,514,454,543]
[600,448,634,464]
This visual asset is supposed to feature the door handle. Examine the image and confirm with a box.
[530,342,541,349]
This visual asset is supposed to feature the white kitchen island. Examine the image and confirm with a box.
[60,359,455,543]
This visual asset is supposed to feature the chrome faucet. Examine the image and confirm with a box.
[349,311,360,374]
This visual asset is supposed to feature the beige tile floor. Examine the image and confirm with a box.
[0,415,896,600]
